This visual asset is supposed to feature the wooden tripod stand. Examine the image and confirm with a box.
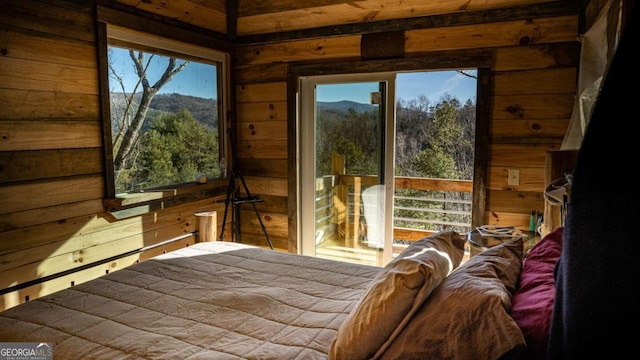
[219,128,273,249]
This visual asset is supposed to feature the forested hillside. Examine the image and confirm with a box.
[317,96,476,181]
[109,92,220,192]
[111,92,218,131]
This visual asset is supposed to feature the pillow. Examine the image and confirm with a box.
[329,231,466,360]
[379,237,526,360]
[510,227,563,360]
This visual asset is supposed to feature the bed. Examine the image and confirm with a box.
[0,230,563,359]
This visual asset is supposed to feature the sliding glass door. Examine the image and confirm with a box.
[299,73,396,266]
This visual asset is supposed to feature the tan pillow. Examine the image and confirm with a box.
[329,231,466,360]
[379,237,526,360]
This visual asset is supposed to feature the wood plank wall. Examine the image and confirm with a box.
[0,0,228,311]
[233,0,579,250]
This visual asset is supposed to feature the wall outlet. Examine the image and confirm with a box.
[507,169,520,185]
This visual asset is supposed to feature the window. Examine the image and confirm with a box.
[103,25,229,199]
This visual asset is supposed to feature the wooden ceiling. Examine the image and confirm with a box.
[112,0,578,43]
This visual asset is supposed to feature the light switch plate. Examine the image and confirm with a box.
[507,169,520,185]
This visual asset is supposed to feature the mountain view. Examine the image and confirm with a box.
[110,94,373,134]
[316,100,376,113]
[110,90,474,190]
[110,92,218,132]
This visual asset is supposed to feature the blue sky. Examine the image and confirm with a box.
[109,47,218,99]
[109,47,476,104]
[398,70,477,103]
[316,70,477,104]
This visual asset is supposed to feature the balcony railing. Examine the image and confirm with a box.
[315,173,473,247]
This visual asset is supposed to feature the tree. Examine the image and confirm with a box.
[395,95,431,176]
[118,109,218,191]
[410,95,469,180]
[315,107,381,176]
[109,49,189,184]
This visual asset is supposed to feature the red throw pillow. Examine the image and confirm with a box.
[510,227,563,359]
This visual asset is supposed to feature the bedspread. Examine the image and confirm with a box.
[0,241,381,359]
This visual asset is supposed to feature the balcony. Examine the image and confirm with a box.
[314,173,473,266]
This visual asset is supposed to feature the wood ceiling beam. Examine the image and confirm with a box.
[236,1,580,45]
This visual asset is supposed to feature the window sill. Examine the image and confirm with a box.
[103,180,228,219]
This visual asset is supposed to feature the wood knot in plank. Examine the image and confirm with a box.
[363,11,378,22]
[519,36,531,45]
[506,105,524,118]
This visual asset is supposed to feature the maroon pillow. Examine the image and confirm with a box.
[510,227,563,359]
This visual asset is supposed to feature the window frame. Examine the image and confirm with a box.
[97,20,231,213]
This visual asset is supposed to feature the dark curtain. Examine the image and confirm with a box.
[548,2,640,358]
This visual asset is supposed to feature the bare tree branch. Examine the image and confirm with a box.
[456,70,477,79]
[113,50,189,174]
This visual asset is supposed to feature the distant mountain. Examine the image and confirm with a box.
[317,100,377,114]
[149,93,218,127]
[109,94,370,131]
[110,92,218,130]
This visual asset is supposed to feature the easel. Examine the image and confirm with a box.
[219,128,273,249]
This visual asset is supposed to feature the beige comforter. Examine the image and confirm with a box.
[0,241,381,359]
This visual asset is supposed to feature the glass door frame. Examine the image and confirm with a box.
[298,72,397,265]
